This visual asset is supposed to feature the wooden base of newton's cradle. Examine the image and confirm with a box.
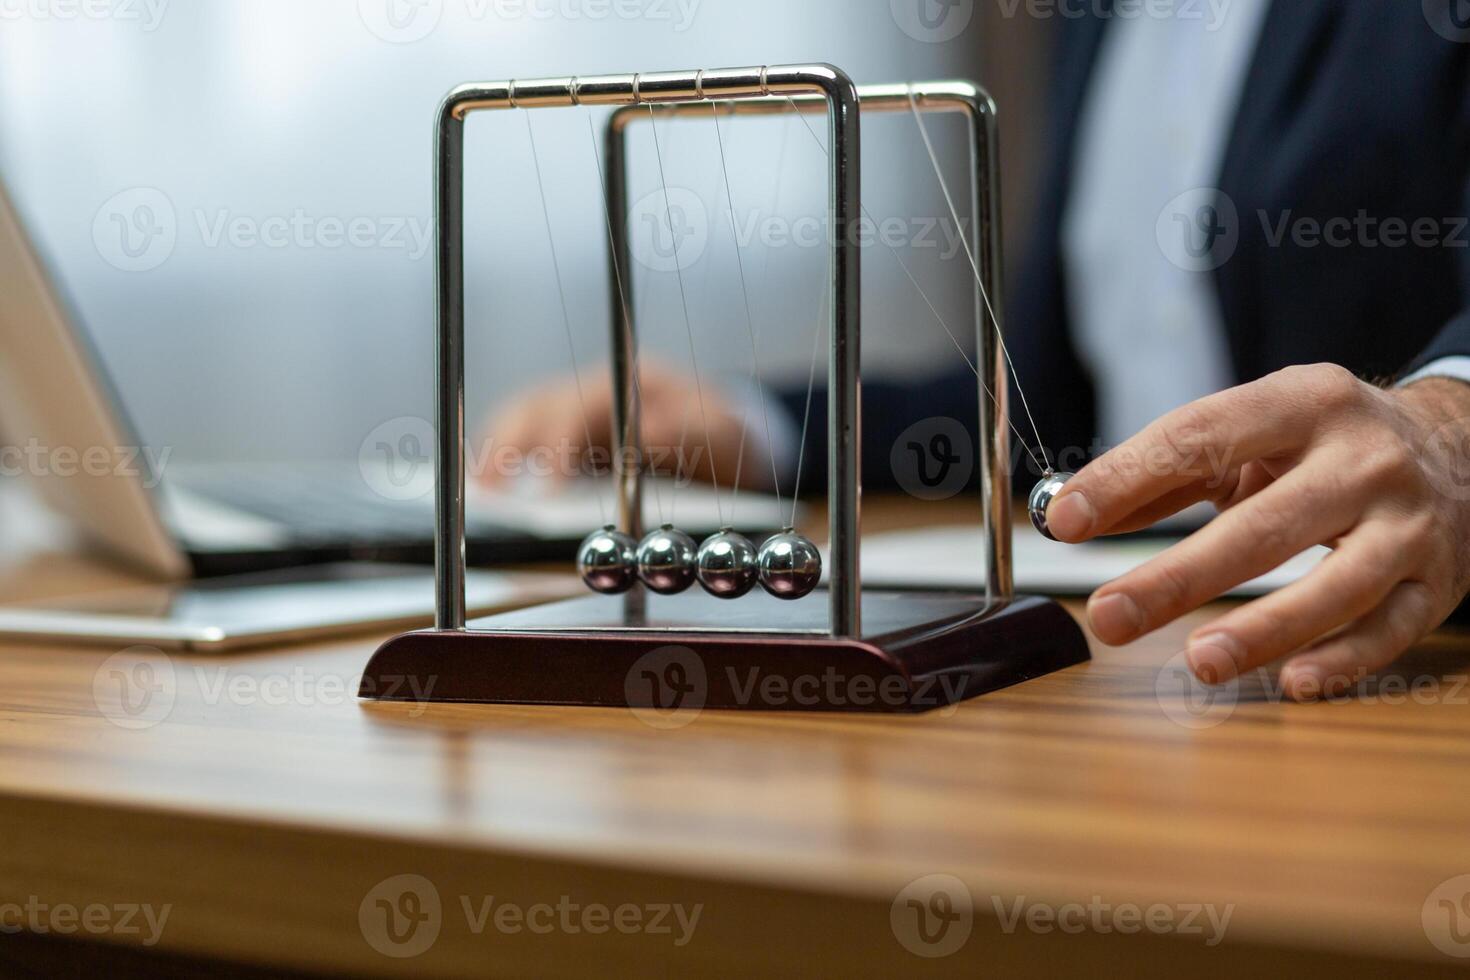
[360,590,1091,714]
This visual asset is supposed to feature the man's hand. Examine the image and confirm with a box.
[1044,363,1470,701]
[480,361,769,491]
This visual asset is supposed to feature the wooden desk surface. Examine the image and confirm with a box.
[2,498,1470,977]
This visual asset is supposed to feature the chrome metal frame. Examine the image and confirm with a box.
[431,65,1010,640]
[604,80,1012,611]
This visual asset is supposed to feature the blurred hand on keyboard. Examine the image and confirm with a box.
[478,360,775,492]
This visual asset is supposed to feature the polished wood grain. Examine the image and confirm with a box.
[1,498,1469,977]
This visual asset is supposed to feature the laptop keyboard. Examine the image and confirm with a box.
[179,468,514,546]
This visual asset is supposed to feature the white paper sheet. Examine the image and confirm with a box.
[857,524,1328,597]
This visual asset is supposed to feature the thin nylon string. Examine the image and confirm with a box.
[905,88,1051,473]
[524,111,607,525]
[788,276,827,530]
[885,226,1046,474]
[709,103,784,525]
[585,113,665,528]
[759,108,826,531]
[647,104,722,528]
[781,98,1047,476]
[759,115,794,290]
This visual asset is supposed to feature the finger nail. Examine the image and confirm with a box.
[1187,633,1241,685]
[1047,490,1095,541]
[1280,663,1326,702]
[1088,592,1144,644]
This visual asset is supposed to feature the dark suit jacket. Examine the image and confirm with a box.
[785,0,1470,495]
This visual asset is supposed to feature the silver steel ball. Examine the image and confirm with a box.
[695,529,759,599]
[1028,471,1075,541]
[636,524,698,595]
[576,525,638,595]
[757,529,822,600]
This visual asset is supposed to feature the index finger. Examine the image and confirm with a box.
[1047,370,1319,541]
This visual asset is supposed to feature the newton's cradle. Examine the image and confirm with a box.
[360,63,1090,713]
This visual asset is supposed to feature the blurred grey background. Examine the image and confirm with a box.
[0,0,1047,464]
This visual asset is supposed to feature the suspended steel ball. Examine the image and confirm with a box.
[695,528,759,599]
[576,525,638,595]
[636,524,698,595]
[757,528,822,600]
[1028,471,1075,542]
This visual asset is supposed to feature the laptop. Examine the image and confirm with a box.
[0,178,783,580]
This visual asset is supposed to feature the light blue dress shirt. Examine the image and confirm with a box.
[1061,1,1469,450]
